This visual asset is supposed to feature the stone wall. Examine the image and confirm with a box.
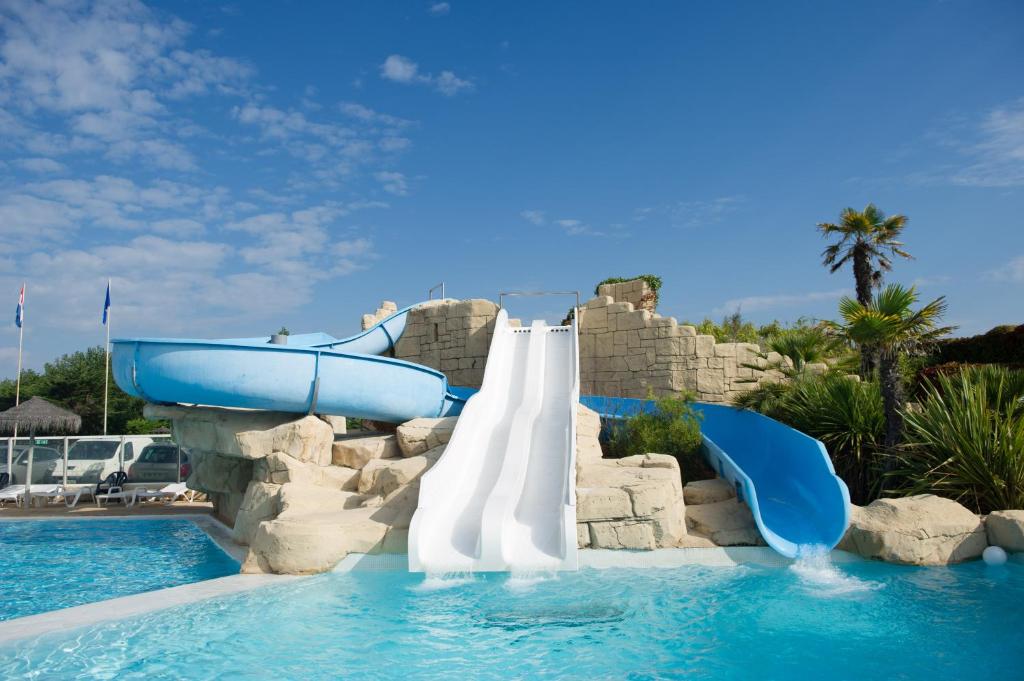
[392,299,501,388]
[361,300,397,331]
[367,279,782,401]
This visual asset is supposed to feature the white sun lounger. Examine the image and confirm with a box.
[127,482,194,507]
[29,485,84,508]
[0,485,28,507]
[95,485,136,507]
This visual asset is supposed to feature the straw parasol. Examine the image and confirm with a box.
[0,396,82,436]
[0,397,81,505]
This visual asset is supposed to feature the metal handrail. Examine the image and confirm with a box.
[428,282,445,300]
[498,290,580,311]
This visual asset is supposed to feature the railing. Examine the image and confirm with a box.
[428,282,446,300]
[2,434,188,491]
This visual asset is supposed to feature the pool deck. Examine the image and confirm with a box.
[0,500,216,518]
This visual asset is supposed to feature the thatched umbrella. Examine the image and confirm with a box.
[0,397,81,504]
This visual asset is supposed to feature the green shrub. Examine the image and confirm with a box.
[735,375,885,504]
[606,392,710,482]
[895,366,1024,513]
[937,324,1024,364]
[124,417,169,434]
[594,274,662,297]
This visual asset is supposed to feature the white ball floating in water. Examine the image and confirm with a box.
[983,546,1007,566]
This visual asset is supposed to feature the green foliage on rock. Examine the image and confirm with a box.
[0,346,145,435]
[606,392,710,482]
[936,324,1024,365]
[594,274,663,296]
[895,366,1024,514]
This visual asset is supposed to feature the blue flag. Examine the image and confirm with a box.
[102,281,111,325]
[15,284,24,328]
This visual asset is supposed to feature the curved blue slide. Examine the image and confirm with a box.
[111,304,466,423]
[580,396,850,557]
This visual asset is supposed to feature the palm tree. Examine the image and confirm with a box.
[830,284,953,456]
[818,204,912,376]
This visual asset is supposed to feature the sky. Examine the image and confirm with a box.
[1,0,1022,376]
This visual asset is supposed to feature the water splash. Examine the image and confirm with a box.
[790,545,882,597]
[413,572,477,592]
[505,569,558,592]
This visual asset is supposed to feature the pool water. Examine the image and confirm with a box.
[1,555,1021,679]
[0,519,238,621]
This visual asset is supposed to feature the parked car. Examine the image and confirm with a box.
[50,436,156,485]
[0,445,63,484]
[128,443,190,483]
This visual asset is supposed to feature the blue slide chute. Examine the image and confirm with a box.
[580,396,851,557]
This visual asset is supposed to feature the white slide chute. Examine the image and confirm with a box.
[408,309,579,573]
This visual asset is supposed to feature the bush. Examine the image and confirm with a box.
[594,274,662,297]
[735,375,885,504]
[124,418,168,434]
[895,367,1024,513]
[937,324,1024,364]
[606,392,711,482]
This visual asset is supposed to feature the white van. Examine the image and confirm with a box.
[51,436,157,485]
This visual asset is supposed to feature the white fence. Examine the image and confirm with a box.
[2,434,188,490]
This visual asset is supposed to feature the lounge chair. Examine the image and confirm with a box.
[0,472,9,489]
[94,471,132,507]
[127,482,194,507]
[0,484,27,507]
[29,485,84,508]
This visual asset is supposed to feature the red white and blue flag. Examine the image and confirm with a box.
[15,284,24,328]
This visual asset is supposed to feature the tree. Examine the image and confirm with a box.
[818,204,912,376]
[0,346,148,434]
[830,284,952,459]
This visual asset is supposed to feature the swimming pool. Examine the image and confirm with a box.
[1,555,1020,679]
[0,519,238,621]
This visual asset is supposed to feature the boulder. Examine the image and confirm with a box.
[576,404,604,464]
[358,448,440,496]
[332,434,401,469]
[588,520,657,550]
[253,452,359,491]
[361,482,421,530]
[684,478,735,505]
[233,481,280,546]
[243,508,390,574]
[395,417,458,457]
[277,483,366,516]
[146,404,333,464]
[318,415,348,436]
[838,495,987,565]
[577,487,632,522]
[685,499,763,546]
[188,450,253,495]
[986,510,1024,552]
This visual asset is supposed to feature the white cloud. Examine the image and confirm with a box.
[429,3,451,16]
[374,171,408,196]
[635,196,744,229]
[987,255,1024,283]
[520,209,545,225]
[713,289,850,316]
[14,157,66,173]
[338,102,412,128]
[379,54,473,96]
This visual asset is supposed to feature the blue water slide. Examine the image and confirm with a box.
[579,396,850,558]
[111,304,466,423]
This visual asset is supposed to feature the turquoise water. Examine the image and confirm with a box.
[0,519,238,621]
[1,555,1021,679]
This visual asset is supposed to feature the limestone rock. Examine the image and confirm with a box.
[318,415,348,436]
[685,499,762,546]
[332,434,401,469]
[358,448,440,496]
[684,478,736,505]
[986,510,1024,552]
[588,520,657,550]
[576,404,604,464]
[233,481,280,546]
[395,417,458,457]
[254,452,359,491]
[577,487,632,522]
[146,404,333,464]
[277,483,366,517]
[838,495,987,565]
[188,450,253,495]
[244,508,390,574]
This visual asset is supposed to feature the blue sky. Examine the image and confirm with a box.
[1,0,1022,375]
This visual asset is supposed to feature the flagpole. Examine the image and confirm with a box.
[103,279,110,436]
[8,283,24,482]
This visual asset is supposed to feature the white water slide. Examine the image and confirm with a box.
[409,309,580,573]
